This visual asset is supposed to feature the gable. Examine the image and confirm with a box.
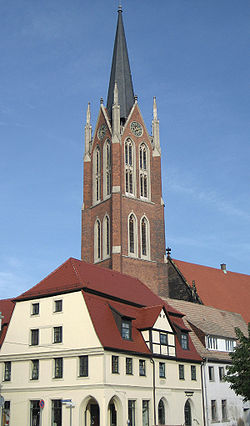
[153,308,174,333]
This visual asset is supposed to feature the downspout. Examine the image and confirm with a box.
[201,358,209,426]
[150,358,156,425]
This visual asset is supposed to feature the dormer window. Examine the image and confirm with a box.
[181,333,189,350]
[160,333,167,345]
[121,320,131,340]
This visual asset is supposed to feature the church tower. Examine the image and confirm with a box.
[81,7,168,296]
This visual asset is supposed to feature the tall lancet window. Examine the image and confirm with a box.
[93,146,101,204]
[140,216,150,259]
[139,143,150,200]
[128,213,138,257]
[103,139,111,198]
[103,214,110,259]
[94,219,101,262]
[125,138,135,196]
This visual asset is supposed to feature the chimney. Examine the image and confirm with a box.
[220,263,227,274]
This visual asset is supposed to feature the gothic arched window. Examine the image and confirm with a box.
[103,139,111,198]
[139,143,150,200]
[128,213,137,257]
[140,216,150,259]
[125,138,136,196]
[158,399,166,425]
[94,219,101,262]
[184,400,192,426]
[93,146,101,204]
[103,214,110,259]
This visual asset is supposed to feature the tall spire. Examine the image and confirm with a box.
[107,7,134,122]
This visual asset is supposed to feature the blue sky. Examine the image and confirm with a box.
[0,0,249,299]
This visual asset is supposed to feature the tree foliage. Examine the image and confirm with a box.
[224,322,250,402]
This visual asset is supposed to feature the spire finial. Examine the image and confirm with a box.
[86,102,91,125]
[118,2,122,12]
[153,96,158,120]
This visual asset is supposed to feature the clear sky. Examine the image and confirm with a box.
[0,0,249,299]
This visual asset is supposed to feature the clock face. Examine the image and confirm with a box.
[98,124,107,140]
[130,121,143,137]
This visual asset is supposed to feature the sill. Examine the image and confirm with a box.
[139,374,146,377]
[112,372,119,375]
[30,378,39,381]
[160,376,166,379]
[53,342,63,345]
[78,375,88,379]
[179,378,185,381]
[126,373,133,376]
[53,377,63,380]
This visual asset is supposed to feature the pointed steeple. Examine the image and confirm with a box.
[107,6,134,122]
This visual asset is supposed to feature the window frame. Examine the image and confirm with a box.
[128,400,136,426]
[139,359,146,376]
[79,355,88,377]
[208,366,215,381]
[54,299,63,313]
[30,329,39,346]
[142,400,150,426]
[159,362,166,378]
[128,213,138,257]
[179,364,185,380]
[181,333,189,350]
[140,216,150,260]
[102,214,110,259]
[211,400,217,421]
[191,365,196,381]
[126,357,133,375]
[121,319,132,340]
[54,358,63,379]
[219,366,225,381]
[221,399,227,421]
[4,361,11,381]
[51,399,62,426]
[53,326,63,344]
[139,142,150,201]
[94,218,101,262]
[124,138,136,197]
[31,303,39,316]
[31,359,39,380]
[112,355,119,374]
[103,138,112,199]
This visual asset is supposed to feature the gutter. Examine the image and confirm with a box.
[201,358,209,426]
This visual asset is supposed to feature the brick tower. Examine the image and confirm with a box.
[81,7,168,296]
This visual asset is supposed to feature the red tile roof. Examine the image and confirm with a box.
[15,258,179,314]
[172,259,250,324]
[0,299,15,347]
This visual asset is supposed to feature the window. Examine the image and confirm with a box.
[225,339,235,352]
[184,400,192,426]
[1,401,10,426]
[31,360,39,380]
[159,362,165,378]
[207,336,218,350]
[31,303,39,315]
[128,213,137,256]
[112,355,119,374]
[221,400,227,421]
[103,139,111,198]
[31,329,39,346]
[54,299,62,312]
[94,218,101,262]
[4,361,11,381]
[211,400,217,421]
[158,399,165,425]
[79,355,88,377]
[219,366,225,381]
[51,400,62,426]
[139,143,150,199]
[125,138,135,195]
[181,333,188,350]
[93,146,101,203]
[121,320,131,340]
[209,366,215,381]
[53,326,62,343]
[160,333,168,345]
[179,364,185,380]
[191,365,196,380]
[30,400,40,426]
[103,215,110,259]
[140,216,150,259]
[142,400,150,426]
[128,400,136,426]
[126,357,133,375]
[139,359,146,376]
[54,358,63,379]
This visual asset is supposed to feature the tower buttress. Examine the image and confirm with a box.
[152,97,161,156]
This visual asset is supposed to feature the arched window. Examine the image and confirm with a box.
[158,399,165,425]
[93,146,101,204]
[103,139,111,198]
[139,143,150,200]
[125,138,135,196]
[140,216,150,259]
[103,214,110,259]
[94,219,101,262]
[128,213,137,257]
[184,400,192,426]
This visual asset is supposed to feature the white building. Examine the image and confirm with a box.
[166,298,249,426]
[0,258,203,426]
